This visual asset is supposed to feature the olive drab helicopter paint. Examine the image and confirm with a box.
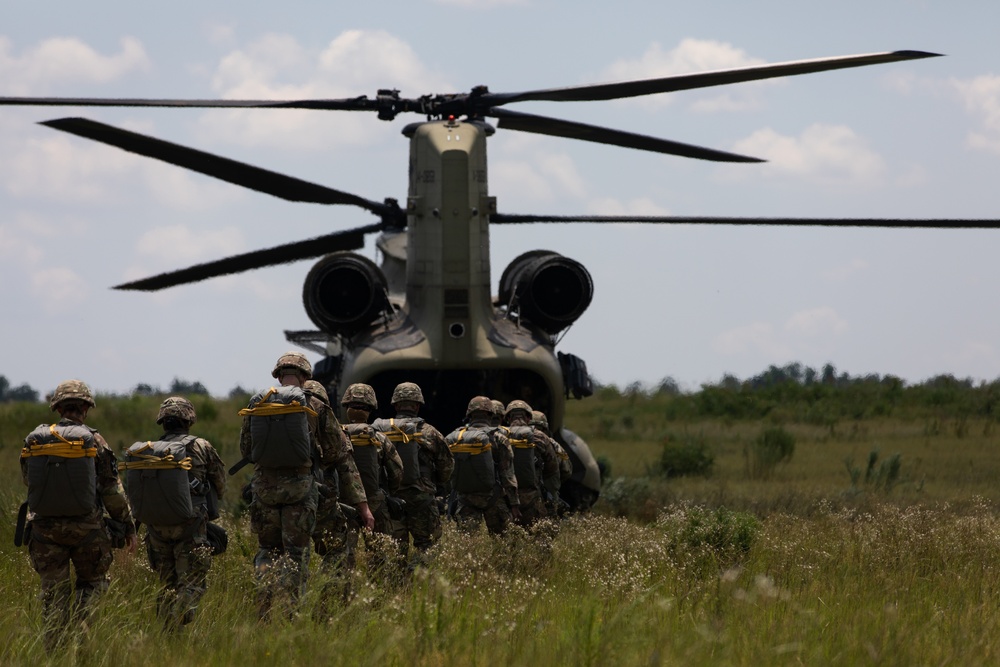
[3,48,998,510]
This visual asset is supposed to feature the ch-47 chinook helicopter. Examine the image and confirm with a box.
[3,48,997,510]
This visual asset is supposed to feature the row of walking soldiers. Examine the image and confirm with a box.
[16,351,573,645]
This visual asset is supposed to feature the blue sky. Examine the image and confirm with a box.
[2,1,1000,396]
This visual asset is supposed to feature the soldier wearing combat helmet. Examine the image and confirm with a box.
[504,400,561,528]
[372,382,453,569]
[124,396,226,630]
[20,380,137,650]
[239,352,373,619]
[446,396,518,534]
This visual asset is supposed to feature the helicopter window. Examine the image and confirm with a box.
[449,323,466,338]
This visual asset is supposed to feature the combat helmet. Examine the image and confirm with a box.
[272,351,313,380]
[529,410,549,431]
[157,396,197,425]
[49,379,96,411]
[504,399,533,417]
[341,383,377,410]
[466,395,495,418]
[391,382,424,405]
[304,380,330,405]
[490,399,505,419]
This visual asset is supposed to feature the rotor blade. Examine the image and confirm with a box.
[482,50,941,105]
[41,117,390,213]
[490,108,763,162]
[490,214,1000,229]
[0,96,377,111]
[114,223,384,291]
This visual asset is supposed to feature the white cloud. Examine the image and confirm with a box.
[0,36,149,94]
[600,39,768,110]
[199,31,452,151]
[953,75,1000,155]
[823,258,869,282]
[492,151,586,203]
[133,224,248,267]
[31,267,89,313]
[784,307,848,336]
[714,321,792,357]
[726,123,886,186]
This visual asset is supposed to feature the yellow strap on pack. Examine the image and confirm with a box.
[349,433,380,447]
[238,387,318,418]
[20,424,96,459]
[384,417,423,444]
[510,439,534,449]
[120,442,193,470]
[449,427,492,454]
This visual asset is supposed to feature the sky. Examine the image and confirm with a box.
[2,1,1000,397]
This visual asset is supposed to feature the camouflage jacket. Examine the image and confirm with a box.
[372,412,454,495]
[450,417,518,507]
[509,422,561,497]
[160,430,227,501]
[239,391,367,506]
[21,418,136,536]
[343,422,403,505]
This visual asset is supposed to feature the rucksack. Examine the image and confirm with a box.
[345,424,383,500]
[239,386,317,469]
[21,423,99,517]
[507,425,539,492]
[447,426,495,495]
[373,417,423,488]
[122,435,201,526]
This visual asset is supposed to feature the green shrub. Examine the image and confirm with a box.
[845,448,903,493]
[745,426,795,480]
[659,432,714,478]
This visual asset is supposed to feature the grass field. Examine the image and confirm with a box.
[3,393,1000,665]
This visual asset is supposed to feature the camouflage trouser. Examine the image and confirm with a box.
[454,491,512,536]
[390,489,441,568]
[28,517,113,649]
[313,493,352,568]
[145,517,212,629]
[515,490,548,528]
[249,472,317,621]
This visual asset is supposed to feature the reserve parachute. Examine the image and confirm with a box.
[447,426,495,495]
[239,386,317,469]
[122,436,199,526]
[22,423,99,517]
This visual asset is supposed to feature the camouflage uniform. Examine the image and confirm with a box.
[531,410,572,515]
[240,353,367,620]
[20,380,136,649]
[372,382,453,567]
[447,396,518,535]
[505,401,560,527]
[132,397,226,629]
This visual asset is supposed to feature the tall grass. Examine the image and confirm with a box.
[3,394,1000,663]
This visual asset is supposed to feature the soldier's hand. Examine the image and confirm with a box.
[511,505,522,522]
[124,533,139,556]
[357,502,375,531]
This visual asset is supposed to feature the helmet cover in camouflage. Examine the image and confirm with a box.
[340,383,377,409]
[391,382,424,405]
[529,410,549,430]
[505,399,533,417]
[271,351,313,380]
[49,379,96,411]
[466,395,495,418]
[156,396,197,425]
[490,399,505,418]
[304,380,331,405]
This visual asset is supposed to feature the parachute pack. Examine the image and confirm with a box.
[373,417,423,487]
[122,436,200,526]
[21,423,99,517]
[239,386,317,469]
[448,426,495,495]
[507,425,539,491]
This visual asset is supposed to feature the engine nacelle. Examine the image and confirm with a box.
[499,250,593,335]
[303,252,389,337]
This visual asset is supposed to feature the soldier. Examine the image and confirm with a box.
[504,400,561,528]
[530,409,572,517]
[339,383,404,580]
[123,396,226,630]
[19,380,137,650]
[239,352,373,620]
[489,399,506,428]
[372,382,453,569]
[446,396,519,535]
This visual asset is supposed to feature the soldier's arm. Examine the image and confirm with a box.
[200,439,227,499]
[319,407,368,506]
[534,432,561,492]
[425,426,454,487]
[94,434,136,535]
[379,434,404,494]
[238,416,252,459]
[493,432,519,506]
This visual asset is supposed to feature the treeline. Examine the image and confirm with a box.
[593,362,1000,422]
